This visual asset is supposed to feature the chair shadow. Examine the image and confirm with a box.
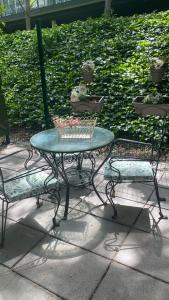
[30,201,152,261]
[0,195,162,268]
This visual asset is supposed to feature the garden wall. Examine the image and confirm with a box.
[0,10,169,141]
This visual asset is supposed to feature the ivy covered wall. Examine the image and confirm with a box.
[0,10,169,141]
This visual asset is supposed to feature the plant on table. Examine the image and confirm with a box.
[52,116,81,128]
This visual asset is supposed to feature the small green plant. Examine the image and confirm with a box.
[151,57,168,70]
[143,93,166,104]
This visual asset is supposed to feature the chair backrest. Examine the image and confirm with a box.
[112,138,157,160]
[114,109,168,164]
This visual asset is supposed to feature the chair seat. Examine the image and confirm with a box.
[104,159,154,182]
[0,168,59,202]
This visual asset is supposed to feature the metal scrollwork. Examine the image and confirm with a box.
[64,153,78,164]
[32,140,114,221]
[105,181,117,217]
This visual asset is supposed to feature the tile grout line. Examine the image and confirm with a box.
[88,262,111,300]
[112,258,169,285]
[5,186,168,267]
[10,234,46,269]
[2,228,169,300]
[1,153,169,294]
[87,198,169,299]
[0,262,65,299]
[12,265,67,300]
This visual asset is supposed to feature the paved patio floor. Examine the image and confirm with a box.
[0,144,169,300]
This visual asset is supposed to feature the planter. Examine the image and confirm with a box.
[133,96,169,116]
[150,66,166,83]
[71,96,104,113]
[82,70,93,83]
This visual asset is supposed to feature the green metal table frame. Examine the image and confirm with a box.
[30,127,114,225]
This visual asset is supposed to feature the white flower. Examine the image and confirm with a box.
[70,87,79,102]
[70,84,88,102]
[78,83,88,95]
[151,57,166,69]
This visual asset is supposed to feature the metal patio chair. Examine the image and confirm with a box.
[0,158,61,247]
[104,138,168,220]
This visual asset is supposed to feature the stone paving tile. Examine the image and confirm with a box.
[0,155,27,171]
[78,194,145,227]
[0,264,60,300]
[148,186,169,210]
[0,144,25,156]
[7,198,63,232]
[0,217,44,268]
[13,236,110,300]
[92,261,169,300]
[1,144,169,299]
[0,151,47,173]
[158,162,169,174]
[40,188,89,219]
[89,173,105,189]
[0,201,16,215]
[158,171,169,189]
[135,204,169,238]
[156,168,165,180]
[0,166,16,177]
[96,181,154,204]
[59,185,92,207]
[50,208,130,259]
[12,149,45,162]
[115,228,169,282]
[115,182,155,203]
[40,183,91,203]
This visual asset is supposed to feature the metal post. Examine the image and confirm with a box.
[0,75,10,144]
[36,20,50,129]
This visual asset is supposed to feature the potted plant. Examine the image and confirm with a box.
[70,60,104,112]
[81,60,95,84]
[150,57,168,83]
[133,55,169,116]
[133,93,169,116]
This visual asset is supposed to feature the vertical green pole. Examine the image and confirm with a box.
[36,20,50,129]
[0,75,10,144]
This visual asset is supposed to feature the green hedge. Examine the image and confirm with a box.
[0,11,169,141]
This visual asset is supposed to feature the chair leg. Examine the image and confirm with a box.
[24,148,34,170]
[1,200,9,247]
[52,190,61,227]
[5,134,10,145]
[154,178,168,220]
[105,180,117,218]
[36,196,43,208]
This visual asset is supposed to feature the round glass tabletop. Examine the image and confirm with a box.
[30,127,114,153]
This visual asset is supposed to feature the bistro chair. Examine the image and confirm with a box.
[0,157,61,247]
[104,137,168,220]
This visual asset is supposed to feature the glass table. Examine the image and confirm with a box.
[30,127,114,225]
